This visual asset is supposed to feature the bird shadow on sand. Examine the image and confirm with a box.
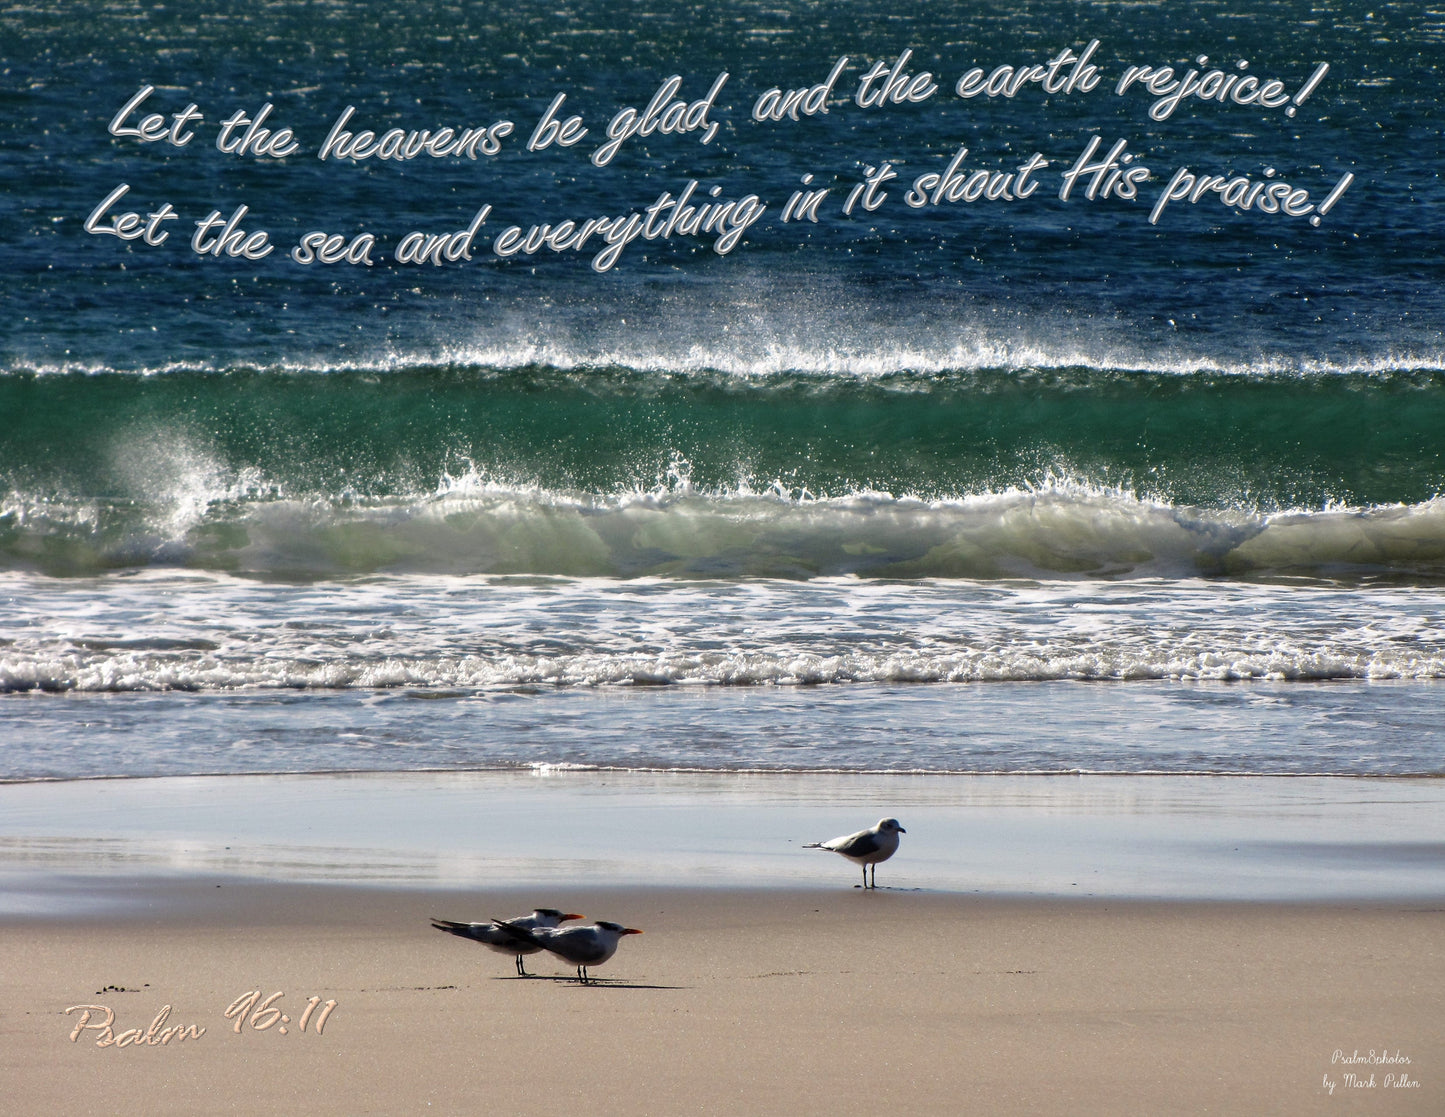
[493,974,685,990]
[850,884,927,892]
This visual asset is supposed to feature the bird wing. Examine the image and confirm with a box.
[491,918,549,950]
[823,829,884,857]
[432,918,490,940]
[434,918,530,948]
[549,929,613,965]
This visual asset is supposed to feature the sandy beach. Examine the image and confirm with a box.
[3,773,1442,1113]
[4,879,1440,1115]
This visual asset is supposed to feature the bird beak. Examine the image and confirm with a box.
[898,827,907,833]
[622,928,643,935]
[562,913,585,922]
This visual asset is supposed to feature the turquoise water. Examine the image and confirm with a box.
[5,366,1445,578]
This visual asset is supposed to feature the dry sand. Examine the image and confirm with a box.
[4,880,1441,1115]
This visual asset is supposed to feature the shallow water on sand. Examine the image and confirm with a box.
[2,771,1442,912]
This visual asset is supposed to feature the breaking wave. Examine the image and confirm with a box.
[5,475,1445,580]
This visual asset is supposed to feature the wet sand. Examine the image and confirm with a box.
[3,770,1445,903]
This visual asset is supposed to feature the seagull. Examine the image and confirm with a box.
[431,908,584,976]
[804,817,906,888]
[495,918,643,984]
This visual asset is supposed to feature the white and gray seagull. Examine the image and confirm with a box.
[494,918,643,984]
[431,908,585,976]
[805,817,906,888]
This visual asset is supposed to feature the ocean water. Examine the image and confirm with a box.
[2,0,1444,784]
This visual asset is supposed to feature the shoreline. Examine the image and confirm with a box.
[7,880,1441,1114]
[2,770,1443,909]
[7,873,1445,931]
[9,764,1445,785]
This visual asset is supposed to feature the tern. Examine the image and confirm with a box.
[495,918,643,983]
[431,908,584,976]
[805,817,906,888]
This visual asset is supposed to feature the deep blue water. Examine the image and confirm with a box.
[1,1,1442,780]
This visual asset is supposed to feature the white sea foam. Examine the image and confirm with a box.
[5,639,1445,694]
[6,321,1444,382]
[2,568,1443,693]
[9,348,1443,380]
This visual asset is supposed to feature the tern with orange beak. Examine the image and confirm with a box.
[495,918,643,983]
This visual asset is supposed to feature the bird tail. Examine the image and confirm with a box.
[430,918,473,936]
[802,842,825,849]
